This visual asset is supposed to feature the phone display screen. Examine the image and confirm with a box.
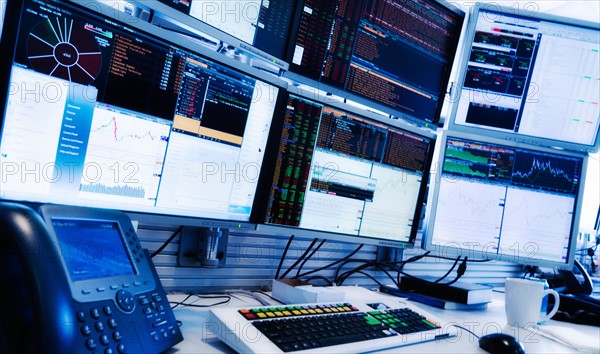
[52,219,136,282]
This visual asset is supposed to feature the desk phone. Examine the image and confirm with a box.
[0,202,182,353]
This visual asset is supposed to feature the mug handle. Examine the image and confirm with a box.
[541,289,560,322]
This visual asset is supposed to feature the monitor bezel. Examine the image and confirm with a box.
[0,0,289,223]
[282,0,466,128]
[422,130,588,270]
[252,85,438,249]
[446,2,600,153]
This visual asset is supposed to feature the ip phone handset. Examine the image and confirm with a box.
[0,202,182,354]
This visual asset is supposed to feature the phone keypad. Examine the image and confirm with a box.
[76,306,126,354]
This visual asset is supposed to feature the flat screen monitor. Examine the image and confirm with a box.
[253,91,436,248]
[0,0,285,222]
[284,0,464,126]
[448,3,600,153]
[152,0,297,67]
[423,131,588,270]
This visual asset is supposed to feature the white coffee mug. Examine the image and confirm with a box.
[505,278,560,327]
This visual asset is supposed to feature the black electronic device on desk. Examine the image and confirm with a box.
[550,260,600,326]
[0,202,183,353]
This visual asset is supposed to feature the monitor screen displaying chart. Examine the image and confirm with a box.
[449,3,600,152]
[423,132,587,269]
[254,93,435,247]
[0,0,282,222]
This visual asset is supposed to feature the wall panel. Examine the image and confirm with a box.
[136,225,522,293]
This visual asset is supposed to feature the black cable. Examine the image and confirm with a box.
[396,252,491,263]
[251,290,284,304]
[279,238,319,279]
[169,293,231,310]
[438,256,468,286]
[395,251,431,286]
[151,226,183,258]
[576,244,599,254]
[295,239,327,279]
[370,268,400,288]
[344,270,387,288]
[393,252,490,286]
[226,290,270,306]
[395,251,431,264]
[433,256,461,283]
[305,250,487,287]
[169,298,231,308]
[334,259,404,287]
[334,260,375,284]
[575,233,600,253]
[275,235,294,279]
[411,253,489,262]
[171,293,195,309]
[296,244,364,278]
[334,260,373,285]
[336,262,399,287]
[452,324,480,339]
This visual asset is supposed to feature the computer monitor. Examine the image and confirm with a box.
[0,0,286,222]
[151,0,296,69]
[448,3,600,153]
[283,0,464,126]
[423,131,588,270]
[253,90,436,248]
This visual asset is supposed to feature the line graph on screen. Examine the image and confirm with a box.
[79,107,171,204]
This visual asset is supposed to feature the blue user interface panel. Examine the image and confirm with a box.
[52,219,135,282]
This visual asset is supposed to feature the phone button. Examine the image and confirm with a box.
[80,324,92,336]
[90,308,101,319]
[104,305,113,316]
[113,330,122,342]
[95,321,105,333]
[116,290,135,313]
[99,334,110,346]
[86,338,97,350]
[108,318,118,329]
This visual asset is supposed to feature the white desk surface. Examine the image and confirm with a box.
[167,286,600,354]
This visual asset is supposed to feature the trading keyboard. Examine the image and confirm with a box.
[209,300,457,353]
